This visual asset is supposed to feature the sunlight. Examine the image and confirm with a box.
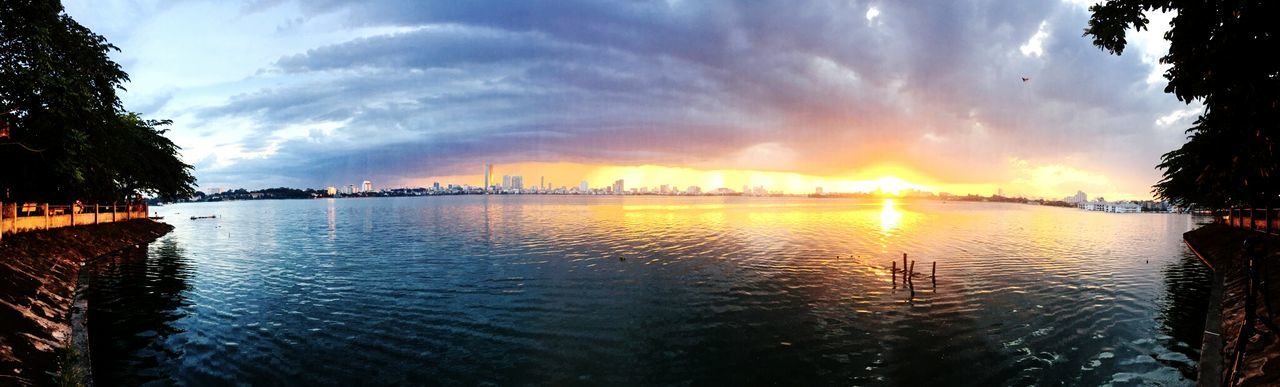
[874,176,912,196]
[879,198,902,231]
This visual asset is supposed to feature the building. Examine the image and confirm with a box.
[579,180,589,193]
[347,184,356,194]
[207,187,224,195]
[613,179,625,195]
[362,180,373,193]
[483,163,493,193]
[815,187,824,195]
[325,186,337,196]
[1065,190,1088,204]
[512,176,524,190]
[502,175,512,190]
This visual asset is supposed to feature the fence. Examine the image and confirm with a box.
[1220,208,1280,235]
[0,201,149,241]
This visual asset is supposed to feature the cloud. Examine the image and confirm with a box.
[64,0,1192,198]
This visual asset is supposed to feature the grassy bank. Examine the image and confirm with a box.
[0,220,172,386]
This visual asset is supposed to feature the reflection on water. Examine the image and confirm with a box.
[82,197,1210,385]
[81,239,191,386]
[880,198,902,232]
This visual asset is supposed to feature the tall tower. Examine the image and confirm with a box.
[483,163,493,194]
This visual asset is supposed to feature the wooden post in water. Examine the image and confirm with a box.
[907,260,915,287]
[892,261,897,288]
[902,253,907,276]
[932,261,937,287]
[42,203,49,230]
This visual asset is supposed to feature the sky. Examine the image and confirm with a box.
[62,0,1198,199]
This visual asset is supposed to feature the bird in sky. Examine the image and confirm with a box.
[1021,77,1030,82]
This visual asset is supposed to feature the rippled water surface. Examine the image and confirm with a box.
[82,196,1211,386]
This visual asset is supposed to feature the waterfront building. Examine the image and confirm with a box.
[483,163,493,193]
[326,186,337,196]
[815,187,823,195]
[579,180,589,193]
[347,184,355,194]
[502,175,512,190]
[1065,190,1088,204]
[613,179,625,195]
[362,180,373,193]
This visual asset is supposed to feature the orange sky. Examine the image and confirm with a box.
[400,160,1148,200]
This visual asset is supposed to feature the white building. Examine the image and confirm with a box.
[362,180,373,192]
[579,180,589,193]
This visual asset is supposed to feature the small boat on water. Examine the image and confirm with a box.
[149,216,164,220]
[190,215,217,220]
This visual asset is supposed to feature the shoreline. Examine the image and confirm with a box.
[0,220,172,386]
[1184,224,1280,385]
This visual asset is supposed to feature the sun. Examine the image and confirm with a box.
[874,176,912,196]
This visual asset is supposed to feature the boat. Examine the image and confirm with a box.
[190,215,217,220]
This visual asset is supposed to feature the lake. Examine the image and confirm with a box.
[80,196,1210,386]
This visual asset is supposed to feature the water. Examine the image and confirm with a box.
[80,196,1211,386]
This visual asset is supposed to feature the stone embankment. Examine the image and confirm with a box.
[1185,224,1280,386]
[0,220,172,386]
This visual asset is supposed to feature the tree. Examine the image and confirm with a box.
[1086,0,1280,209]
[0,0,194,202]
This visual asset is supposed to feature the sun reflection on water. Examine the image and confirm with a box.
[880,198,902,232]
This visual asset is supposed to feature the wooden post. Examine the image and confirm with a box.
[902,253,907,276]
[112,201,117,223]
[892,261,897,288]
[70,202,75,226]
[907,261,915,286]
[42,203,49,230]
[94,204,99,224]
[932,261,937,287]
[1,200,4,242]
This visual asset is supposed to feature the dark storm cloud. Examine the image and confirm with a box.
[192,0,1189,189]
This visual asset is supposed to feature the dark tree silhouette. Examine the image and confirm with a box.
[1086,0,1280,209]
[0,0,195,202]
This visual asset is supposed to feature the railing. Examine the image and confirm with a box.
[1218,208,1280,235]
[0,201,149,241]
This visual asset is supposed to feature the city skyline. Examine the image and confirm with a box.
[63,1,1191,201]
[232,163,1140,202]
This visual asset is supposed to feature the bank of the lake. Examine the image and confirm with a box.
[1184,224,1280,386]
[0,220,172,386]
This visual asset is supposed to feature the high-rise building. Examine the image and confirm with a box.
[660,184,669,194]
[613,179,625,195]
[483,163,493,194]
[815,187,823,195]
[512,176,524,190]
[502,175,512,190]
[347,184,355,194]
[362,180,373,193]
[325,186,337,196]
[433,181,441,191]
[540,176,545,190]
[579,180,589,193]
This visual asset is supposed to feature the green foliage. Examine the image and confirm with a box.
[0,0,194,202]
[1086,0,1280,209]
